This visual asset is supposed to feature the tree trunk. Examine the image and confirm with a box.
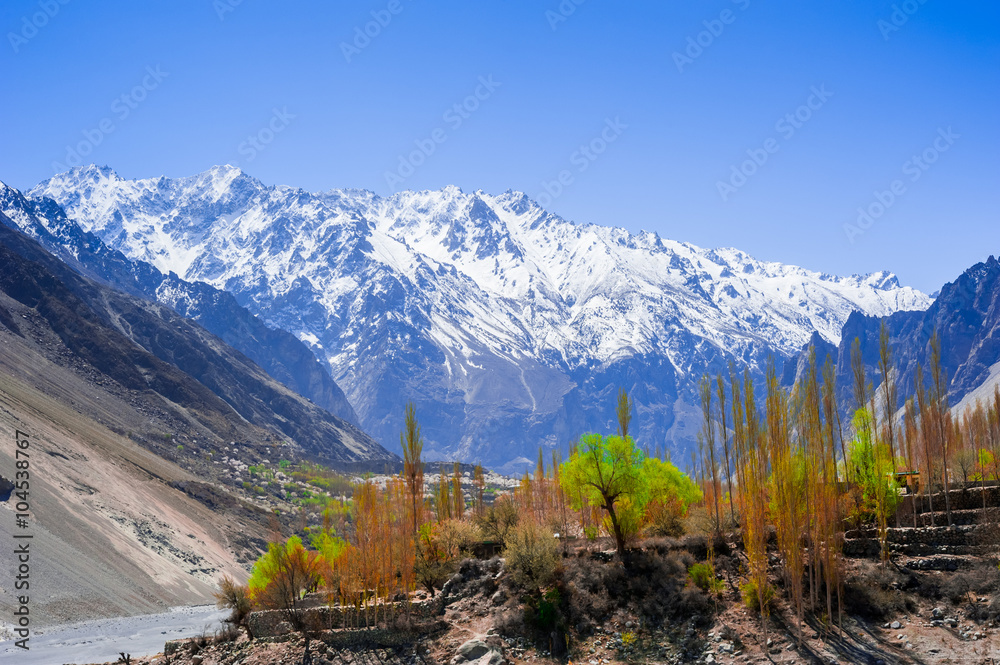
[604,500,627,558]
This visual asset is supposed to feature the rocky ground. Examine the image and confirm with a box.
[73,543,1000,665]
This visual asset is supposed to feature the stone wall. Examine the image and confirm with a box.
[247,601,438,639]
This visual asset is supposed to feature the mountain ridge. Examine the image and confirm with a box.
[0,180,361,427]
[787,255,1000,419]
[0,212,393,467]
[27,165,932,469]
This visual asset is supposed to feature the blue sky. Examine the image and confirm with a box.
[1,0,997,293]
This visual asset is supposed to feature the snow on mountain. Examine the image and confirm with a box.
[30,165,931,468]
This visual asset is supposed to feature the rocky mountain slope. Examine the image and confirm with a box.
[0,215,392,467]
[0,241,275,627]
[29,165,931,469]
[786,256,1000,417]
[0,183,359,427]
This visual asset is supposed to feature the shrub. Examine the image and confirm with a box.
[505,521,559,592]
[688,562,723,593]
[213,623,241,643]
[561,548,709,632]
[475,495,520,548]
[841,561,913,620]
[414,523,454,597]
[213,575,252,638]
[524,587,562,631]
[941,563,1000,606]
[437,519,480,560]
[740,580,774,614]
[646,498,686,537]
[247,536,320,610]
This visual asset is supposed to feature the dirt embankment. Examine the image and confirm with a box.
[0,326,271,628]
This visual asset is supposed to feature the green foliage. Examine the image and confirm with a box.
[645,456,703,509]
[534,588,561,631]
[247,535,319,610]
[414,522,454,597]
[560,433,700,555]
[688,562,724,594]
[688,562,713,590]
[975,449,996,481]
[848,407,903,529]
[278,459,291,470]
[311,530,348,563]
[740,579,774,614]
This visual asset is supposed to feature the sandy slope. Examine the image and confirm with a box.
[0,326,266,629]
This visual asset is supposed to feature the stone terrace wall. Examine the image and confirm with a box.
[248,601,437,638]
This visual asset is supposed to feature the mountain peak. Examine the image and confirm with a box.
[25,166,934,465]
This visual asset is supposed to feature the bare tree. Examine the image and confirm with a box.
[401,402,424,535]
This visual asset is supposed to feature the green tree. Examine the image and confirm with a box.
[617,387,634,438]
[247,535,320,611]
[848,408,901,561]
[559,433,700,558]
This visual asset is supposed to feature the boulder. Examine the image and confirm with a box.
[452,639,504,665]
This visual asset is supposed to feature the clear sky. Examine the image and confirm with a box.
[1,0,997,293]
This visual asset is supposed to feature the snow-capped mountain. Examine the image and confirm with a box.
[29,165,931,469]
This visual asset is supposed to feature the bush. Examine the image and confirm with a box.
[646,498,686,538]
[414,523,455,597]
[941,563,1000,607]
[740,580,774,614]
[247,536,320,610]
[438,519,480,559]
[523,587,562,631]
[560,548,710,633]
[475,495,520,548]
[842,561,913,620]
[213,574,252,638]
[680,534,730,561]
[505,521,559,592]
[688,562,723,594]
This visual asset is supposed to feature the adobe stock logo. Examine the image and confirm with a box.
[672,0,752,74]
[7,0,71,53]
[545,0,587,31]
[535,117,627,208]
[340,0,412,63]
[236,108,296,164]
[843,127,959,244]
[877,0,931,41]
[384,76,501,190]
[51,66,169,172]
[716,85,833,202]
